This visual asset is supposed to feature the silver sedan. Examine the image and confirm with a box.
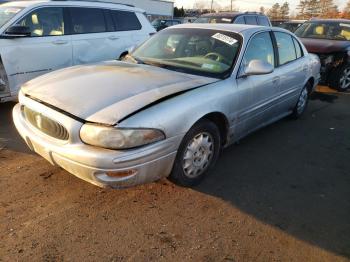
[13,24,321,188]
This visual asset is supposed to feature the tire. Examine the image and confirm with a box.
[329,64,350,91]
[291,83,310,119]
[169,119,221,187]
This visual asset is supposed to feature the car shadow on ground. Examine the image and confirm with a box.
[195,92,350,258]
[0,102,31,153]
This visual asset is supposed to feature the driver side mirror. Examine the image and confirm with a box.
[3,25,31,38]
[242,60,274,77]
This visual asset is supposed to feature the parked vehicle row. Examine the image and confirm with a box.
[13,23,321,188]
[0,0,155,103]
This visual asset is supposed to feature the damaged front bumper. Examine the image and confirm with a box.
[12,96,181,188]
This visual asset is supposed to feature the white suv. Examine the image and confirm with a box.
[0,0,155,102]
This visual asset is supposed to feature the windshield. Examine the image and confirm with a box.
[194,16,233,24]
[129,28,241,79]
[295,21,350,41]
[0,6,23,28]
[151,19,160,26]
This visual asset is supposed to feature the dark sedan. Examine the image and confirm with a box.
[295,19,350,91]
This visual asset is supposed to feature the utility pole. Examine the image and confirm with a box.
[231,0,233,11]
[211,0,213,12]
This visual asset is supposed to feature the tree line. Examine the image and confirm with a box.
[264,0,350,20]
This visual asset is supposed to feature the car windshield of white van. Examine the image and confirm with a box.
[0,6,23,28]
[130,28,241,79]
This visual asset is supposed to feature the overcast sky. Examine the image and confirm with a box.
[174,0,347,15]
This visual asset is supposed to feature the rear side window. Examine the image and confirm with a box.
[274,32,297,65]
[16,7,64,36]
[111,10,141,31]
[234,16,245,24]
[69,8,106,34]
[258,16,270,26]
[245,16,257,25]
[293,37,303,58]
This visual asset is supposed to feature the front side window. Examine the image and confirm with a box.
[131,28,241,78]
[69,7,106,34]
[242,32,275,68]
[0,6,23,28]
[295,21,350,41]
[234,16,245,24]
[274,32,297,65]
[111,10,141,31]
[16,7,64,36]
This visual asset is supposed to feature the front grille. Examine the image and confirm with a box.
[22,106,69,140]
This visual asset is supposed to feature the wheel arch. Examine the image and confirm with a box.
[196,112,230,146]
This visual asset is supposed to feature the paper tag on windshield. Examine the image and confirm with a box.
[212,33,237,46]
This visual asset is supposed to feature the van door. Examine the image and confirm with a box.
[1,7,72,95]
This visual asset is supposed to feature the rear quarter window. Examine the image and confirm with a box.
[233,16,245,24]
[111,10,141,31]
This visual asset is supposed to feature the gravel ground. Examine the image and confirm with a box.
[0,89,349,261]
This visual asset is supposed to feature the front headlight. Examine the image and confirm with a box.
[80,124,165,150]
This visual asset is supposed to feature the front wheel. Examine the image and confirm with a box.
[291,83,310,119]
[169,120,221,187]
[330,65,350,91]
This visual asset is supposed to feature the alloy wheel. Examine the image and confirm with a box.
[339,68,350,90]
[297,87,308,114]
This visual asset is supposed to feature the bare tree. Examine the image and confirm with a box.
[297,0,309,19]
[267,3,281,20]
[260,6,266,14]
[280,2,290,20]
[344,0,350,18]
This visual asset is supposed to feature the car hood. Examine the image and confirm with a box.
[299,38,350,54]
[21,61,218,125]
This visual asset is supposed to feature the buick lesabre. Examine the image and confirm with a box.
[13,24,321,188]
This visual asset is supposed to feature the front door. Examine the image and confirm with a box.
[235,31,280,137]
[1,7,72,95]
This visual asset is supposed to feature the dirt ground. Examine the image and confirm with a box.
[0,88,349,261]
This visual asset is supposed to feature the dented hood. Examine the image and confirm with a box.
[21,61,217,125]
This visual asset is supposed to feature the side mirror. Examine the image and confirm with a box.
[243,60,274,76]
[3,25,31,38]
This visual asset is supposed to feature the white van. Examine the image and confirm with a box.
[0,0,155,102]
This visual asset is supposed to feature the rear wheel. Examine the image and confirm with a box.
[330,65,350,91]
[169,120,221,187]
[291,83,310,119]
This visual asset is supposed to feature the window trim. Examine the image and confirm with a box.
[292,36,304,59]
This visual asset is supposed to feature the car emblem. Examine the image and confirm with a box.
[35,114,43,129]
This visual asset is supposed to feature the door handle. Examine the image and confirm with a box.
[108,36,119,40]
[52,39,68,45]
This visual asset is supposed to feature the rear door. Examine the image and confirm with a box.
[273,31,307,112]
[235,31,280,137]
[69,7,121,64]
[1,6,72,94]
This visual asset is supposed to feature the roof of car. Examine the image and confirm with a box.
[201,12,264,18]
[169,23,289,37]
[1,0,143,12]
[308,18,350,23]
